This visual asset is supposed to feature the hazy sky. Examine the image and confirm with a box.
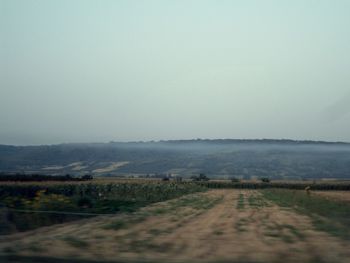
[1,0,350,145]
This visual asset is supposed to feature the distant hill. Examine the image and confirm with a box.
[1,139,350,179]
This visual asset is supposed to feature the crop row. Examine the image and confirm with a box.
[0,181,207,202]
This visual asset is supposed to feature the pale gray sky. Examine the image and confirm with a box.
[1,0,350,145]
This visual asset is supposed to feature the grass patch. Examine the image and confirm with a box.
[102,219,127,230]
[147,193,222,216]
[261,189,350,240]
[62,236,89,248]
[263,223,302,243]
[102,215,146,231]
[237,194,245,210]
[248,194,269,208]
[90,200,147,213]
[168,194,222,210]
[213,229,224,235]
[148,228,164,236]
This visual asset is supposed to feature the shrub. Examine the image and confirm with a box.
[260,177,270,183]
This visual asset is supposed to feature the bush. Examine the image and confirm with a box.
[260,177,270,183]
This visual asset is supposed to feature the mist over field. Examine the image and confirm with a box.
[1,139,350,180]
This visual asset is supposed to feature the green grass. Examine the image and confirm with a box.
[261,189,350,240]
[236,193,245,210]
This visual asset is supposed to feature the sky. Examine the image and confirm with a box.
[1,0,350,145]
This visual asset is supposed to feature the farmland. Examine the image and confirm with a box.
[0,180,206,233]
[0,180,350,263]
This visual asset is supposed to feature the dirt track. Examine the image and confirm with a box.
[1,190,349,263]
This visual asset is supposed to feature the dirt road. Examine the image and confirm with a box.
[1,189,349,263]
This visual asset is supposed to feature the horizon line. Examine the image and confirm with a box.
[1,138,350,147]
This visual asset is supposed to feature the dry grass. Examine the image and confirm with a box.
[313,191,350,203]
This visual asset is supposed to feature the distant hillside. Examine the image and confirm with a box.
[0,139,350,179]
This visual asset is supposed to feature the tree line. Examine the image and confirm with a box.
[0,173,93,182]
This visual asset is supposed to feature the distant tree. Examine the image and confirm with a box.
[260,177,270,183]
[190,175,199,181]
[198,173,210,181]
[0,173,85,182]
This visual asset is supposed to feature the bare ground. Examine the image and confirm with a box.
[0,190,349,263]
[313,191,350,203]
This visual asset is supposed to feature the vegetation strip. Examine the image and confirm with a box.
[5,208,113,216]
[261,189,350,240]
[198,181,350,190]
[0,181,207,233]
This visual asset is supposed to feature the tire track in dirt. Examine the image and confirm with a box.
[158,189,236,260]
